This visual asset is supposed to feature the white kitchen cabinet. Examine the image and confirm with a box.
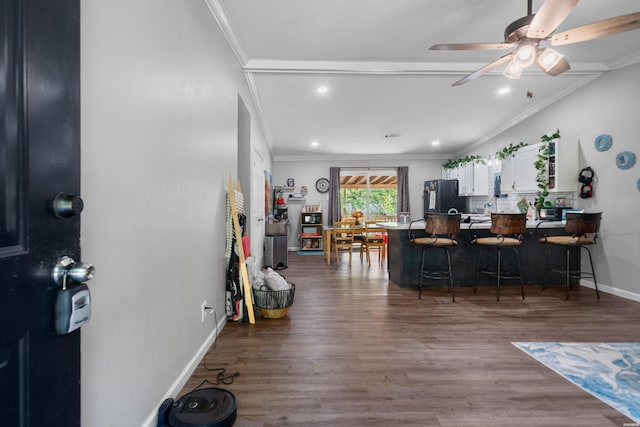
[501,143,539,193]
[500,138,578,194]
[547,138,578,192]
[442,165,461,181]
[442,162,489,196]
[461,162,489,196]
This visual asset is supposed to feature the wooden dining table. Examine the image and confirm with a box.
[322,224,385,266]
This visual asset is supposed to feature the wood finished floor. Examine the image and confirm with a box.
[180,251,640,426]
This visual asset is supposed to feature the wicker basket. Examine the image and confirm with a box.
[253,284,295,319]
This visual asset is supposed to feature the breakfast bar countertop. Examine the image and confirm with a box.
[379,218,566,230]
[381,217,575,289]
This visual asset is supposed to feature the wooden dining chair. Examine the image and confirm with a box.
[360,221,386,266]
[333,221,356,266]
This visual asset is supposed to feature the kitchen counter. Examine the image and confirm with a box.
[380,218,566,230]
[379,219,577,290]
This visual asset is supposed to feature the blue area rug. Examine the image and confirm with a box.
[513,342,640,423]
[296,250,323,255]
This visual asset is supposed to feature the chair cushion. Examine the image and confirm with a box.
[413,236,457,247]
[539,235,594,245]
[472,236,522,246]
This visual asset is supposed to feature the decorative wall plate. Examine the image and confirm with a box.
[594,134,612,152]
[616,151,636,170]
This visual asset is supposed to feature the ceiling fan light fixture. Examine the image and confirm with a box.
[537,48,564,72]
[503,61,523,79]
[513,44,537,68]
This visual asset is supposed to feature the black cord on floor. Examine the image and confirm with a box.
[191,308,240,392]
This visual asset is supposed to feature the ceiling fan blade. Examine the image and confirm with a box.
[452,53,514,86]
[534,55,570,76]
[551,11,640,46]
[527,0,578,39]
[430,43,515,51]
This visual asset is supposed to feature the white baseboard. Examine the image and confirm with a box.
[580,279,640,303]
[141,315,227,427]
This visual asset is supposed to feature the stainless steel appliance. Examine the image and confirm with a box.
[423,179,467,215]
[539,207,573,220]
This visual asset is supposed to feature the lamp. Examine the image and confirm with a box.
[536,48,564,72]
[503,61,523,79]
[513,44,537,68]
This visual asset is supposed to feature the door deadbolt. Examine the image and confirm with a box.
[52,192,84,218]
[52,256,95,287]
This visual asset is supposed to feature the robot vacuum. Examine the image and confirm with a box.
[157,388,236,427]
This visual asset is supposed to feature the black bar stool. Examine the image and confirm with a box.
[470,213,526,301]
[409,213,461,301]
[537,212,602,300]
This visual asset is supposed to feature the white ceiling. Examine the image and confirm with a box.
[208,0,640,159]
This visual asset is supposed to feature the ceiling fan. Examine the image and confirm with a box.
[430,0,640,86]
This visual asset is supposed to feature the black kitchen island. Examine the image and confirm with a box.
[381,219,579,290]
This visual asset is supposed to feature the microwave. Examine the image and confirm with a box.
[539,207,573,220]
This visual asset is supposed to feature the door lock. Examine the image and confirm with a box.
[52,192,84,218]
[52,256,95,287]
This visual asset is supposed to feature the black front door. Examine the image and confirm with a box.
[1,0,82,425]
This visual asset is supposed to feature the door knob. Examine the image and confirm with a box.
[52,192,84,218]
[52,256,95,287]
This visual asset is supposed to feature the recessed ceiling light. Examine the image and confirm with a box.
[497,87,511,95]
[431,140,441,146]
[316,86,328,94]
[310,140,319,147]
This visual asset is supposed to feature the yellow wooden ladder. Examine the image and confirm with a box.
[228,175,255,324]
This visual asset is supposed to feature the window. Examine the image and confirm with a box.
[339,169,397,221]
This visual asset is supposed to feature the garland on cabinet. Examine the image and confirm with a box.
[534,130,561,210]
[441,155,486,170]
[495,142,528,160]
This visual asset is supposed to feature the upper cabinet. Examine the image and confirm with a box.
[547,138,578,192]
[460,161,489,196]
[442,161,489,196]
[501,143,539,193]
[500,138,577,193]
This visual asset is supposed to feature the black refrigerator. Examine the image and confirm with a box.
[424,179,467,215]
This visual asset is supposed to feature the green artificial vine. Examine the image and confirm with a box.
[534,129,561,210]
[442,155,486,170]
[495,142,528,160]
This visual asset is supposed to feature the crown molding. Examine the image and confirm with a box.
[459,73,602,156]
[273,153,452,162]
[243,59,613,76]
[203,0,248,66]
[607,51,640,70]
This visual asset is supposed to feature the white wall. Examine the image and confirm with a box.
[80,1,270,425]
[463,64,640,300]
[272,157,445,248]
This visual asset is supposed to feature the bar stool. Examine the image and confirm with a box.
[409,213,460,301]
[537,212,602,300]
[470,213,526,301]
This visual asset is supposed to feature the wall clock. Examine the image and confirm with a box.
[315,178,330,193]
